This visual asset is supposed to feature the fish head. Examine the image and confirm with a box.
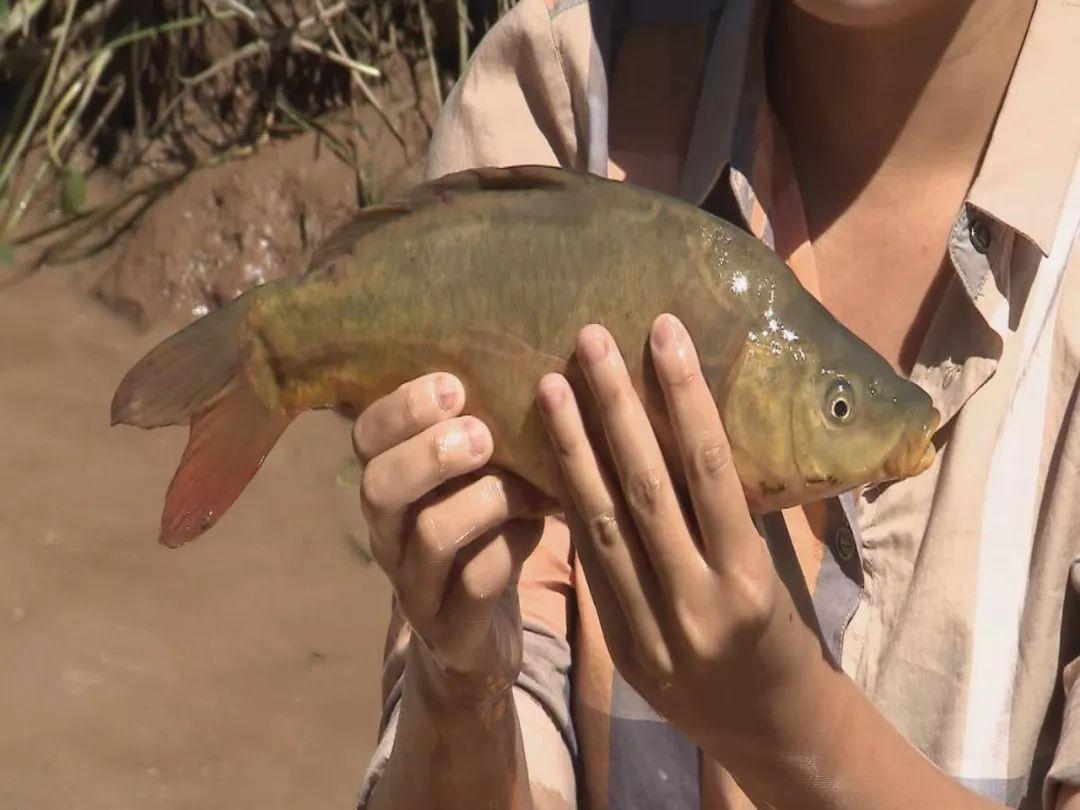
[787,348,940,500]
[718,318,939,511]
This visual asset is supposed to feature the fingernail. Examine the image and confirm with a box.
[579,327,609,365]
[538,376,567,413]
[464,418,489,455]
[651,315,678,351]
[436,376,458,412]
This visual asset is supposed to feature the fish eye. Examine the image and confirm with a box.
[826,378,855,424]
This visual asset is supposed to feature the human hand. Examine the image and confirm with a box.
[355,373,544,708]
[536,316,831,760]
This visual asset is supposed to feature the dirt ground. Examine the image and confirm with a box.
[0,266,391,808]
[0,46,435,804]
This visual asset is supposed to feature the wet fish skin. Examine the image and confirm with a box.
[111,165,938,547]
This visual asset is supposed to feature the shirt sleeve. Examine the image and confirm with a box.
[424,0,584,178]
[1045,561,1080,808]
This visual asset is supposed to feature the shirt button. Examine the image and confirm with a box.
[835,527,857,561]
[942,362,961,389]
[969,216,992,254]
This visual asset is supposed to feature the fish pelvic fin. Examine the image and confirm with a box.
[159,374,293,548]
[111,299,252,429]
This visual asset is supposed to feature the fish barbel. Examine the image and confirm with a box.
[112,165,939,548]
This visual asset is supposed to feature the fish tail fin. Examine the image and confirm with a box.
[159,376,292,547]
[110,296,293,547]
[111,300,252,429]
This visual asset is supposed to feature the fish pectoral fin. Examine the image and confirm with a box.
[453,327,567,499]
[462,326,562,366]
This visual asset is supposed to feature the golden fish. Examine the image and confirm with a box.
[112,165,939,548]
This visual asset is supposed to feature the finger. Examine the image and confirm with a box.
[361,416,492,570]
[649,315,757,565]
[353,373,464,463]
[559,506,643,682]
[538,372,674,681]
[432,518,544,668]
[575,324,706,591]
[401,472,539,631]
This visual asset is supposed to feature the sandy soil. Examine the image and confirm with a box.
[0,267,390,808]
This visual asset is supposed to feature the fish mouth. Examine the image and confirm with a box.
[883,406,941,481]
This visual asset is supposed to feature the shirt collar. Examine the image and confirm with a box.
[661,0,1080,258]
[966,0,1080,258]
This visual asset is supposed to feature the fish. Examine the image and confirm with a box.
[111,165,940,548]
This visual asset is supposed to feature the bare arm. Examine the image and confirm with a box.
[366,644,531,810]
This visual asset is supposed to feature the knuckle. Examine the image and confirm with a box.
[414,510,453,562]
[430,426,457,473]
[585,508,622,549]
[479,475,506,505]
[359,463,392,516]
[634,637,674,681]
[600,383,635,414]
[458,565,499,606]
[664,362,699,389]
[727,567,776,630]
[675,604,722,661]
[401,381,430,429]
[625,467,665,514]
[693,435,732,480]
[351,419,372,463]
[551,425,582,458]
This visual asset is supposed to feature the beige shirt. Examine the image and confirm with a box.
[359,1,1080,808]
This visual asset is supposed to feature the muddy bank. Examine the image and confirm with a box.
[90,52,434,325]
[0,267,390,808]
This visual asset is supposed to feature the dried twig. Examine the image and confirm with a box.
[0,0,49,47]
[457,0,471,75]
[416,0,443,108]
[313,0,405,149]
[0,0,517,263]
[289,35,380,79]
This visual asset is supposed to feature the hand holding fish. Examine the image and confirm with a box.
[353,372,543,705]
[539,315,836,783]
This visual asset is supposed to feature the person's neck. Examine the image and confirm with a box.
[769,0,1036,233]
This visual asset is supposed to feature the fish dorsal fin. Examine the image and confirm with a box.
[308,165,591,270]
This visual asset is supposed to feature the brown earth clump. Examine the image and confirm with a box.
[91,53,433,325]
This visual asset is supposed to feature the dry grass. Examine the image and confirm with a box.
[0,0,513,271]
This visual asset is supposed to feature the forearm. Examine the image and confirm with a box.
[367,643,532,810]
[723,663,1003,810]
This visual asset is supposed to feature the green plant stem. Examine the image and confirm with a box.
[0,0,78,197]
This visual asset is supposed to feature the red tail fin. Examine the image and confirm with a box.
[160,375,292,547]
[111,295,293,547]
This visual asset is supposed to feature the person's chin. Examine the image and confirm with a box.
[789,0,938,27]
